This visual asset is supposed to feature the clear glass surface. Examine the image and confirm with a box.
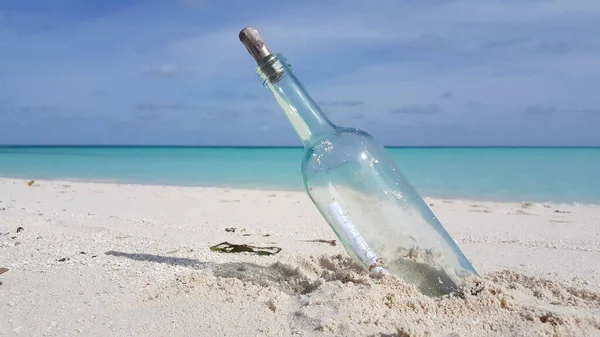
[303,128,478,296]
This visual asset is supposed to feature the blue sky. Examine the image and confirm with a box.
[1,0,599,146]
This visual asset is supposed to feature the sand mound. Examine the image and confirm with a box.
[133,254,600,337]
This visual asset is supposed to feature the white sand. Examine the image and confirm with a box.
[1,177,600,337]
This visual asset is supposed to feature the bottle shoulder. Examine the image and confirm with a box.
[301,126,383,168]
[335,126,376,140]
[306,126,376,150]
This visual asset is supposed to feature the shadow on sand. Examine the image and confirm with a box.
[105,250,208,269]
[104,250,325,295]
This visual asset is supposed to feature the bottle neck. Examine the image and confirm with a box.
[256,54,337,147]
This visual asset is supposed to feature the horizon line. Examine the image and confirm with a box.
[1,145,599,149]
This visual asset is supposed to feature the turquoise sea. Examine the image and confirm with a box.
[0,146,599,204]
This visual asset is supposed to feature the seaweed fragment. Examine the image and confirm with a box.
[209,241,282,256]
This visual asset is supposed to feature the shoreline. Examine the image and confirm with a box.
[2,176,598,207]
[1,177,600,336]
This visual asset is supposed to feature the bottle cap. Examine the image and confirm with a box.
[239,26,284,83]
[239,26,272,64]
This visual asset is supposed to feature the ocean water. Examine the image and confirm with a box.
[0,146,599,204]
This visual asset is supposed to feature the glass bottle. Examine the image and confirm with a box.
[239,27,478,297]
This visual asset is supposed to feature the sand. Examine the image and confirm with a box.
[1,177,600,337]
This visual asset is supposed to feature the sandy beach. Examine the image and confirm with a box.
[1,177,600,336]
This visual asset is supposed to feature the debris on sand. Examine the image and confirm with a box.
[209,242,282,256]
[0,267,8,285]
[298,239,337,246]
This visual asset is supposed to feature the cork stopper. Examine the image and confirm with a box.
[239,26,272,64]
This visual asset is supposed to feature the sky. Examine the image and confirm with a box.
[1,0,599,146]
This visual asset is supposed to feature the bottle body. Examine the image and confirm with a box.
[302,128,477,296]
[253,53,477,297]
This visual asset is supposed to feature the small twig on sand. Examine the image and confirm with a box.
[297,239,337,246]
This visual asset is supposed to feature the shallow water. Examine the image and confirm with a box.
[1,146,599,203]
